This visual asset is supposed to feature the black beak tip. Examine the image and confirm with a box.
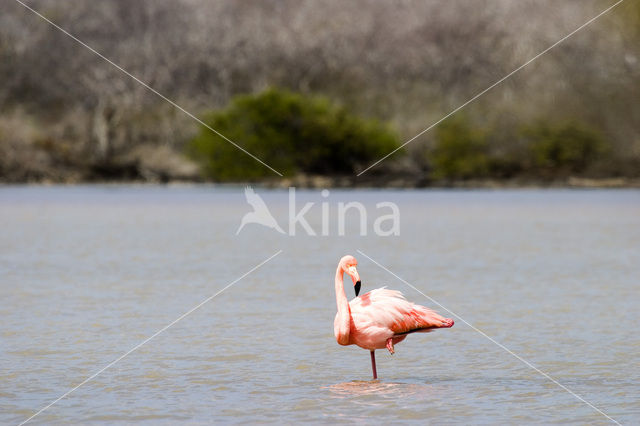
[354,281,361,297]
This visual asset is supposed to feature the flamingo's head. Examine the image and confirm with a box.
[340,255,361,297]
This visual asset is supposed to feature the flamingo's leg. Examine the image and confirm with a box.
[386,338,395,354]
[370,350,378,380]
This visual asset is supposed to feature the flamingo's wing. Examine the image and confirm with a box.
[244,186,270,213]
[350,288,452,335]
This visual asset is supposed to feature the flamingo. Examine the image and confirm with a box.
[334,255,454,379]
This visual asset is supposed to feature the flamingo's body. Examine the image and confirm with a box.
[333,255,454,379]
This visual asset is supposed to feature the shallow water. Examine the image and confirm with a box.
[1,186,639,424]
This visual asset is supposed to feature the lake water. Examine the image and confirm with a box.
[1,186,639,424]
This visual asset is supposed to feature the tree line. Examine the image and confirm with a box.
[0,0,638,183]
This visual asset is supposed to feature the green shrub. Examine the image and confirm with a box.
[187,88,400,180]
[430,115,489,180]
[523,121,608,176]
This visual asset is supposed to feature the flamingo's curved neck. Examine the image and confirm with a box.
[335,263,350,344]
[335,264,348,309]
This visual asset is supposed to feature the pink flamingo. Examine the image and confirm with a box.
[334,255,454,379]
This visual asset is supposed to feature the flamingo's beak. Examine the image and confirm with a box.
[347,266,361,296]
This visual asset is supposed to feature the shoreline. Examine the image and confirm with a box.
[2,176,639,189]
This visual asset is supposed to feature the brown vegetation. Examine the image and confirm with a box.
[0,0,638,184]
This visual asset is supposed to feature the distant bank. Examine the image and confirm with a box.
[3,174,639,189]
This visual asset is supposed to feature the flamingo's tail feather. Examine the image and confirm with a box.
[391,305,454,335]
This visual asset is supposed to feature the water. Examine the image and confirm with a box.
[1,186,638,424]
